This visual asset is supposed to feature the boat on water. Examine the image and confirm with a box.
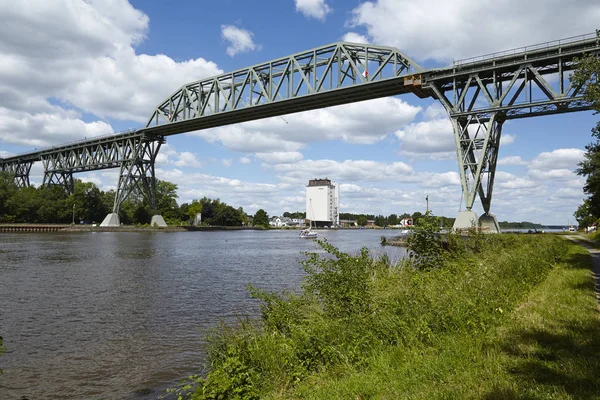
[300,199,318,238]
[299,228,318,238]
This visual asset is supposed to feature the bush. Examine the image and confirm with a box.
[405,211,443,269]
[183,234,565,399]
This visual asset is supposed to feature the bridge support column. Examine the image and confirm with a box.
[2,160,34,188]
[101,137,166,227]
[451,112,505,233]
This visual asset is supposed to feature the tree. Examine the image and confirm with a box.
[357,215,368,226]
[68,180,106,223]
[213,205,243,226]
[0,172,18,222]
[253,209,269,227]
[406,212,443,270]
[572,47,600,225]
[388,213,399,226]
[187,200,203,221]
[411,211,423,225]
[155,180,179,220]
[574,199,595,228]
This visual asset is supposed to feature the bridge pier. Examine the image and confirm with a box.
[101,137,166,227]
[450,113,504,233]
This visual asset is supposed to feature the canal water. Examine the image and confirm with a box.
[0,229,407,399]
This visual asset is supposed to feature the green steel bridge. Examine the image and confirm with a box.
[1,31,599,231]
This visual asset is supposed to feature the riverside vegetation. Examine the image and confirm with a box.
[163,214,600,399]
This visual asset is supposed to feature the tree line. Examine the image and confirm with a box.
[0,173,262,226]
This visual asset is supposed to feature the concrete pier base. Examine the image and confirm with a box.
[452,210,479,232]
[100,213,120,227]
[479,213,500,233]
[151,215,167,227]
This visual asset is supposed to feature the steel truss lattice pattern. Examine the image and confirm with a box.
[424,31,600,215]
[0,160,33,188]
[145,42,424,136]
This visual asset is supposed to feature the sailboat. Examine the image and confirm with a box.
[300,199,318,238]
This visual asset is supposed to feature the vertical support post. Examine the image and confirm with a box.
[450,112,505,233]
[101,136,166,227]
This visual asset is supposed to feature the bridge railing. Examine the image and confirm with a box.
[453,31,599,68]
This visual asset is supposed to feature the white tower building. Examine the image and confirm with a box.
[306,178,339,227]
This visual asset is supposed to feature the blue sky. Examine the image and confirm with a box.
[0,0,599,224]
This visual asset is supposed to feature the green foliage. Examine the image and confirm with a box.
[252,209,269,227]
[572,49,600,225]
[302,240,374,319]
[356,215,368,226]
[576,121,600,223]
[405,211,443,269]
[187,200,203,221]
[571,51,600,112]
[189,234,569,399]
[283,211,306,219]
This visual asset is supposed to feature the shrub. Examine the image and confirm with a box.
[184,234,565,399]
[405,211,443,269]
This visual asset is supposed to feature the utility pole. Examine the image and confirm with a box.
[72,204,75,225]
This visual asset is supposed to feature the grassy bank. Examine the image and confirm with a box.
[175,234,599,399]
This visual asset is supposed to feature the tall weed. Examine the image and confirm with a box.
[188,234,566,399]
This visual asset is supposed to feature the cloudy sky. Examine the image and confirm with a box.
[1,0,599,224]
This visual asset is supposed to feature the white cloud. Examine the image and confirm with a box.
[0,0,222,146]
[495,171,538,190]
[255,152,304,164]
[342,32,369,44]
[395,104,454,157]
[295,0,332,21]
[221,159,233,167]
[270,159,414,184]
[501,134,515,146]
[347,1,600,62]
[528,148,584,171]
[173,152,202,168]
[221,25,258,57]
[189,97,421,153]
[240,157,252,164]
[0,107,113,146]
[498,156,528,166]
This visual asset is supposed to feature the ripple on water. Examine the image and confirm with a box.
[0,229,406,399]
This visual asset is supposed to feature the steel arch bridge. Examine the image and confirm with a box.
[1,31,599,231]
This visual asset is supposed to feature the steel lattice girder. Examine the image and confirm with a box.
[144,42,425,137]
[0,160,33,188]
[424,32,600,120]
[39,134,149,175]
[43,171,74,194]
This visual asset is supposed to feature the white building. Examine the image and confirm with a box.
[306,178,339,227]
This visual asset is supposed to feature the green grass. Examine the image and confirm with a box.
[182,235,600,399]
[287,241,600,399]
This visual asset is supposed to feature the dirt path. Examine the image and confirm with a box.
[567,235,600,307]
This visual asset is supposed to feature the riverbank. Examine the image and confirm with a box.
[180,234,600,399]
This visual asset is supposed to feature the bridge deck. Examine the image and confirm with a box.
[1,32,598,169]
